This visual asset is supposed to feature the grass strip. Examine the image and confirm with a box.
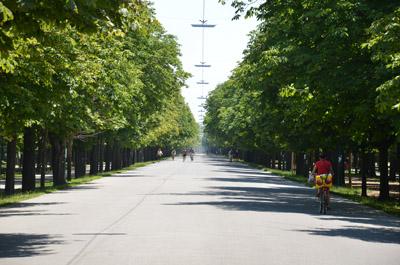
[244,161,400,217]
[329,186,400,217]
[0,161,155,208]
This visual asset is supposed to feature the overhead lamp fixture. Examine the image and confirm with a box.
[191,19,216,28]
[195,62,211,68]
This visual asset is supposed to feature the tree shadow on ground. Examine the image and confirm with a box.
[0,233,64,258]
[105,173,151,178]
[212,170,273,177]
[208,161,252,169]
[67,184,102,190]
[166,157,400,244]
[295,226,400,244]
[0,202,70,218]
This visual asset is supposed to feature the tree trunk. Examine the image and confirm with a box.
[348,152,353,187]
[89,139,99,175]
[50,134,67,186]
[122,148,127,167]
[330,150,338,183]
[378,144,390,201]
[66,139,73,181]
[5,138,17,195]
[22,127,36,191]
[397,144,400,200]
[397,143,400,178]
[127,149,133,166]
[295,152,305,176]
[285,152,292,171]
[361,151,368,197]
[18,152,23,175]
[306,152,313,176]
[354,153,359,175]
[133,149,137,164]
[0,138,4,176]
[112,143,118,170]
[38,130,47,189]
[74,139,86,178]
[105,142,111,172]
[278,152,282,170]
[270,153,276,169]
[143,148,147,162]
[126,148,129,167]
[389,143,398,181]
[291,152,295,172]
[98,136,104,173]
[368,153,377,178]
[333,150,345,187]
[139,149,144,162]
[118,147,123,168]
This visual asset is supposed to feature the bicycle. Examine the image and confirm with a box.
[315,174,333,214]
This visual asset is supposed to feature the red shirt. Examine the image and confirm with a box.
[315,159,332,175]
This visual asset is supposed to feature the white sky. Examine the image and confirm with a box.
[151,0,258,122]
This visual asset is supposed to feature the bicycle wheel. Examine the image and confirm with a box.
[319,190,324,214]
[322,190,328,214]
[324,190,329,214]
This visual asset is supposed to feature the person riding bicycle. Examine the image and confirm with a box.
[311,153,334,208]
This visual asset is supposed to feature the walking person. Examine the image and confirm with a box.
[182,149,187,162]
[189,148,195,161]
[171,149,176,160]
[228,149,233,162]
[156,148,163,160]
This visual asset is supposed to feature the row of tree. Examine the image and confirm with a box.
[0,1,199,194]
[205,0,400,200]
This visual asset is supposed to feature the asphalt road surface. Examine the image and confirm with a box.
[1,155,399,265]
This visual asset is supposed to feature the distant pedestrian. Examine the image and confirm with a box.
[171,149,176,160]
[228,149,233,162]
[182,149,187,162]
[189,148,195,161]
[156,148,163,160]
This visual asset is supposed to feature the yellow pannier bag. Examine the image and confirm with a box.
[315,174,333,189]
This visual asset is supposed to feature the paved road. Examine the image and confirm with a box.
[0,155,399,265]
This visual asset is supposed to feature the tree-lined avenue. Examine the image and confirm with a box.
[0,156,399,265]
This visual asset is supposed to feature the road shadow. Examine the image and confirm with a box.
[0,202,70,218]
[105,173,151,178]
[0,233,64,258]
[67,184,102,190]
[166,157,400,244]
[72,233,126,236]
[212,170,272,177]
[166,185,324,216]
[295,226,400,244]
[208,161,252,169]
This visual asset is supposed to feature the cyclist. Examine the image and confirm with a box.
[312,153,334,208]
